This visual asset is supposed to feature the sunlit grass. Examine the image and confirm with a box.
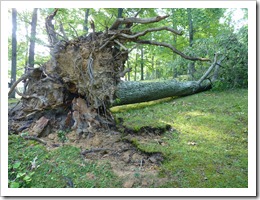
[111,89,248,188]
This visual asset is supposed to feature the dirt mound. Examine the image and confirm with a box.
[38,125,170,187]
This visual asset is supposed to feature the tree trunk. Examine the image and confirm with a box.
[28,8,38,68]
[140,47,144,80]
[10,8,17,98]
[134,53,137,81]
[9,12,216,136]
[113,79,211,106]
[118,8,123,18]
[83,8,90,33]
[187,8,195,80]
[171,9,178,79]
[127,61,131,81]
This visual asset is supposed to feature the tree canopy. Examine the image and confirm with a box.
[8,8,248,90]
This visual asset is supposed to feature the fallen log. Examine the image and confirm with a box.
[8,11,222,137]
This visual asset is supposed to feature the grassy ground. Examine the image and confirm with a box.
[8,89,248,188]
[8,136,122,188]
[111,89,248,188]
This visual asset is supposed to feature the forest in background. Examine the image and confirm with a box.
[8,8,248,94]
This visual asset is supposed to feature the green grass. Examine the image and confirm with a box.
[111,89,248,188]
[8,89,248,188]
[8,135,122,188]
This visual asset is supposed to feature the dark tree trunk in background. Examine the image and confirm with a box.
[140,47,144,80]
[127,61,131,81]
[118,8,123,18]
[187,8,196,80]
[171,9,178,78]
[134,53,137,81]
[10,8,17,98]
[24,23,29,68]
[9,11,218,137]
[83,8,90,33]
[28,8,38,68]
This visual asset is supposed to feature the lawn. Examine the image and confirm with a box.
[8,89,248,188]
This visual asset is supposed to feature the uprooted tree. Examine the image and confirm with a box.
[8,9,225,137]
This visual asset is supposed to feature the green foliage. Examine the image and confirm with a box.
[57,130,68,142]
[8,135,44,188]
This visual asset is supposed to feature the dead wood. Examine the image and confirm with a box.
[81,148,112,155]
[8,73,30,97]
[9,12,215,137]
[22,135,47,145]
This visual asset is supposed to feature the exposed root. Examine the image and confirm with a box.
[22,135,47,145]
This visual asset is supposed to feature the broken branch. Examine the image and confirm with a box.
[197,53,226,85]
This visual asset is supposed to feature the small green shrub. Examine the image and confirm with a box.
[57,130,68,142]
[8,160,35,188]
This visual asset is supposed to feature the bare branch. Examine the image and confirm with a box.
[197,53,218,85]
[109,15,169,30]
[134,9,142,18]
[114,39,128,51]
[197,53,226,84]
[8,73,30,97]
[59,21,68,41]
[212,55,226,82]
[136,40,210,62]
[22,136,47,145]
[99,35,118,50]
[119,26,183,39]
[68,23,79,38]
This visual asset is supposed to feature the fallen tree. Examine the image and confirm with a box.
[8,9,225,137]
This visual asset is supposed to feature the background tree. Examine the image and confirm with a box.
[83,8,90,34]
[187,8,195,80]
[28,8,38,68]
[10,8,17,98]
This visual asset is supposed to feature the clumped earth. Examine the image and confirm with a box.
[26,123,172,187]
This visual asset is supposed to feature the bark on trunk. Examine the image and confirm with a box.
[83,8,90,33]
[113,80,211,106]
[187,8,195,80]
[28,8,38,68]
[10,8,17,98]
